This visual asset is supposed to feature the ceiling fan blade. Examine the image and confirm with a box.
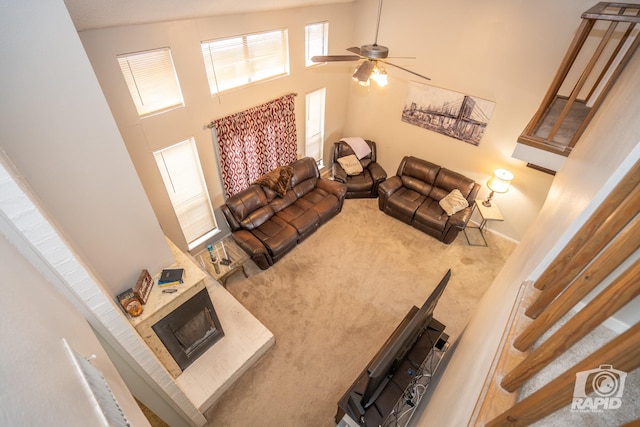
[346,47,362,55]
[378,59,431,81]
[312,55,361,62]
[353,60,375,82]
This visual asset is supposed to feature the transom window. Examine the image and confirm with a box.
[305,22,329,67]
[117,48,184,117]
[201,29,289,94]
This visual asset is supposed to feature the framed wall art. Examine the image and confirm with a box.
[401,82,496,146]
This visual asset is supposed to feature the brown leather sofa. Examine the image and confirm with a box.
[378,156,480,244]
[221,157,347,270]
[331,139,387,198]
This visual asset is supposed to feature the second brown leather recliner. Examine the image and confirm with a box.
[331,139,387,198]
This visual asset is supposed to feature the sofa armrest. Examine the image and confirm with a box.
[221,204,241,230]
[231,230,272,270]
[378,176,402,211]
[367,162,387,183]
[317,177,348,200]
[448,205,473,230]
[332,163,348,184]
[378,176,402,197]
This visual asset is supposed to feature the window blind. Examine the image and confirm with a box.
[154,139,217,246]
[305,22,329,66]
[117,48,184,117]
[305,88,326,165]
[201,29,289,94]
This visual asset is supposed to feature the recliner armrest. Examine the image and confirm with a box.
[332,163,348,184]
[367,162,387,183]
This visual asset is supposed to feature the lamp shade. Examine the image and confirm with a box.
[487,169,513,194]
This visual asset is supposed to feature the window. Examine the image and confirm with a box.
[201,29,289,94]
[117,48,184,117]
[305,88,326,166]
[154,139,218,249]
[305,22,328,67]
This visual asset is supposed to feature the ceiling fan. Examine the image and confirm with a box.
[311,0,430,87]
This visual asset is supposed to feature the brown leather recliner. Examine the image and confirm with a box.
[332,140,387,198]
[221,157,347,270]
[378,156,479,244]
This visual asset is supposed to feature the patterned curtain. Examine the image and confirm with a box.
[212,93,298,199]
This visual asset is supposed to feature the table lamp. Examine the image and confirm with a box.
[483,169,513,207]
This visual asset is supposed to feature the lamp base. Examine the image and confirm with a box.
[482,191,495,207]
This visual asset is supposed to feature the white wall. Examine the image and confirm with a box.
[79,4,356,251]
[0,0,173,296]
[342,0,597,241]
[413,37,640,427]
[0,219,149,427]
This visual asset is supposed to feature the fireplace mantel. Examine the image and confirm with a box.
[127,238,275,412]
[129,238,208,377]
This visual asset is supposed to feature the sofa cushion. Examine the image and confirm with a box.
[386,187,427,219]
[251,216,299,255]
[431,168,477,201]
[290,157,319,187]
[225,185,269,223]
[303,188,341,224]
[401,157,440,185]
[401,175,435,196]
[240,205,275,230]
[276,199,319,238]
[253,165,293,197]
[414,198,448,232]
[337,154,364,176]
[439,189,470,216]
[268,189,298,213]
[344,169,373,192]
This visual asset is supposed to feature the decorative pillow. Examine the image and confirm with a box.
[439,189,469,216]
[253,166,294,197]
[337,154,363,176]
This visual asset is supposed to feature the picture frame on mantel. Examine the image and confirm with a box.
[401,81,496,146]
[133,269,153,304]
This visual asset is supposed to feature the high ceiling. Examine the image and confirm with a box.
[64,0,355,31]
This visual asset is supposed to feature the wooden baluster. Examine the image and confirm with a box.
[532,161,640,293]
[515,214,640,351]
[486,322,640,427]
[502,257,640,392]
[527,182,640,318]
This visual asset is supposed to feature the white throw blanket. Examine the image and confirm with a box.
[340,137,371,159]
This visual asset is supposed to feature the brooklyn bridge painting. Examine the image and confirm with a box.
[401,82,496,146]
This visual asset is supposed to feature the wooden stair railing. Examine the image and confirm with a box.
[471,159,640,426]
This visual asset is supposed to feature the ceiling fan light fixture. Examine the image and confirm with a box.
[370,64,388,87]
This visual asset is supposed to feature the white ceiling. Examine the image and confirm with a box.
[64,0,355,31]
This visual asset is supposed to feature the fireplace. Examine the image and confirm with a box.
[151,288,224,371]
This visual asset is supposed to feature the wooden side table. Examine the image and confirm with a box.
[464,199,504,247]
[198,237,250,286]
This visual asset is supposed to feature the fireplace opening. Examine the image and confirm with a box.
[152,288,224,371]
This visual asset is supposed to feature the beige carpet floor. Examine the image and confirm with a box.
[203,198,517,426]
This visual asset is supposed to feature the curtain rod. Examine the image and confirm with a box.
[206,92,297,129]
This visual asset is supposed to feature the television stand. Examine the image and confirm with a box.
[336,316,448,427]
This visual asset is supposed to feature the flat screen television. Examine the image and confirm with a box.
[348,269,451,421]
